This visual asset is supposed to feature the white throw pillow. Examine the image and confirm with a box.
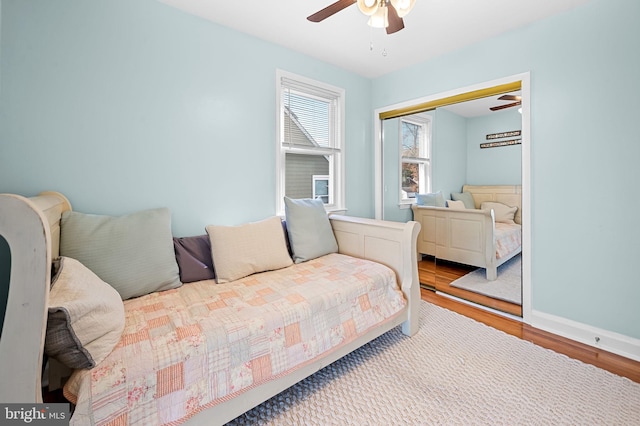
[481,201,518,224]
[447,200,466,210]
[206,216,293,283]
[45,257,125,369]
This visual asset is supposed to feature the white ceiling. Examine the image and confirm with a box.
[158,0,592,79]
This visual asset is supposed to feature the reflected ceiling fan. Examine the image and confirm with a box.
[307,0,416,35]
[490,94,522,111]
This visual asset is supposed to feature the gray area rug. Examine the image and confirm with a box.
[450,254,522,305]
[228,301,640,425]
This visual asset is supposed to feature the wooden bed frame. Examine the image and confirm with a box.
[411,185,522,281]
[0,191,421,425]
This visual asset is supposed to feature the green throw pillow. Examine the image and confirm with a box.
[451,192,476,209]
[284,197,338,263]
[60,208,182,300]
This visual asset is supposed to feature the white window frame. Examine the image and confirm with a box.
[312,174,331,204]
[399,115,431,205]
[275,69,345,215]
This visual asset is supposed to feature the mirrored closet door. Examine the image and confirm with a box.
[379,85,525,316]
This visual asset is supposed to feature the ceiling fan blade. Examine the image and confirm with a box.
[490,101,522,111]
[386,4,405,34]
[307,0,356,23]
[498,94,522,101]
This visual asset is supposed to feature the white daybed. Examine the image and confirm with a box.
[0,191,421,425]
[411,185,522,281]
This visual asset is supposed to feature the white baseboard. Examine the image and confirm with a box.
[531,310,640,362]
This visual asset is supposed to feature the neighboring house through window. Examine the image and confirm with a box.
[400,115,431,203]
[276,70,344,213]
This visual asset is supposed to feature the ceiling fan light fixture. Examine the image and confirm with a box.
[368,4,389,28]
[357,0,379,16]
[390,0,415,18]
[308,0,408,34]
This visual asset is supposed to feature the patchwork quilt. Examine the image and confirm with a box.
[495,223,522,259]
[64,253,406,425]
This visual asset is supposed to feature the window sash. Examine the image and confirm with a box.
[401,155,430,163]
[401,119,428,159]
[281,87,339,150]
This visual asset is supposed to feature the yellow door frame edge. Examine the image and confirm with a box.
[379,81,522,120]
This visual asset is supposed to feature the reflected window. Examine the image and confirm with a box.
[400,116,431,202]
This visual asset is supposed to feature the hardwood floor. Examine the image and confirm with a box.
[420,284,640,384]
[418,255,522,316]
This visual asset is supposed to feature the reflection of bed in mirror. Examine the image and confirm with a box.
[411,185,521,280]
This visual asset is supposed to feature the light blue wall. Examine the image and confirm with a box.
[466,109,522,185]
[432,108,467,200]
[381,118,410,222]
[0,1,2,93]
[373,0,640,339]
[0,0,373,237]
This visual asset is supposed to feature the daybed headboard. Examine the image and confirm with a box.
[463,185,522,225]
[0,191,71,403]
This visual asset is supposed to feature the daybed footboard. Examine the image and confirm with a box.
[329,215,421,336]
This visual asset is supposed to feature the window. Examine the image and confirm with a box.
[276,70,344,213]
[400,116,431,203]
[312,175,330,204]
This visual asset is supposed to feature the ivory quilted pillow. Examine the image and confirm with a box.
[206,216,293,283]
[447,200,466,210]
[481,201,518,224]
[45,257,125,369]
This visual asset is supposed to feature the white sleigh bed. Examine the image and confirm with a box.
[0,191,421,425]
[411,185,522,281]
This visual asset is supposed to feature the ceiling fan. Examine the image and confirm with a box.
[307,0,416,35]
[490,94,522,111]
